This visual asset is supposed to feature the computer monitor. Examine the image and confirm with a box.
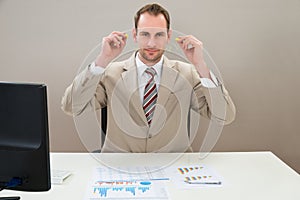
[0,82,51,192]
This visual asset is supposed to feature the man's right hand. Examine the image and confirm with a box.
[95,31,128,68]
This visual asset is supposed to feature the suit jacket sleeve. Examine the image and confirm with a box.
[61,65,106,116]
[190,67,236,125]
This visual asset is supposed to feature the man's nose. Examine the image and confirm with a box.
[147,37,156,47]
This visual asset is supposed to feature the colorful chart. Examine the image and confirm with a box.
[167,165,223,187]
[184,175,212,182]
[177,166,204,174]
[93,181,152,197]
[84,167,169,199]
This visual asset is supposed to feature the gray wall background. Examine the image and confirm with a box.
[0,0,299,173]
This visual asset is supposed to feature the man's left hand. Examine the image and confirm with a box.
[176,35,210,78]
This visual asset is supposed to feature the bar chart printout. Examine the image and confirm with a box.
[167,165,223,189]
[89,180,168,199]
[84,167,169,199]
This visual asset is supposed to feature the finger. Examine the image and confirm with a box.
[110,36,123,48]
[111,33,128,48]
[187,43,194,50]
[111,32,128,42]
[175,36,186,50]
[114,36,122,47]
[112,31,125,37]
[182,38,189,49]
[182,36,195,50]
[175,36,190,50]
[103,36,114,48]
[119,35,126,47]
[187,36,203,49]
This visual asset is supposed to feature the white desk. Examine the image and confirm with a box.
[1,152,299,200]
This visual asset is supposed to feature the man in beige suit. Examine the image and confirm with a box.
[61,3,235,153]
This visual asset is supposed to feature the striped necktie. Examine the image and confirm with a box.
[143,67,158,126]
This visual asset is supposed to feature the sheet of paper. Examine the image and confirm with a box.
[92,166,169,182]
[83,166,169,200]
[165,164,223,189]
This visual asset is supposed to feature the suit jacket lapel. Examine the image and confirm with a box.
[150,57,179,133]
[156,57,178,107]
[121,53,148,126]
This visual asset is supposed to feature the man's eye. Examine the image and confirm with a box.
[140,32,149,37]
[156,33,165,37]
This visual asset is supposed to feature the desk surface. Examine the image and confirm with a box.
[1,152,299,200]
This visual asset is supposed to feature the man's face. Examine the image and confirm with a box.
[133,12,171,66]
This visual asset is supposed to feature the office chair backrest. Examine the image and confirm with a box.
[101,107,107,146]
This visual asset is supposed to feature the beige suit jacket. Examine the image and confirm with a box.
[61,52,235,153]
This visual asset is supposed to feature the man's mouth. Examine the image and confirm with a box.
[144,49,159,53]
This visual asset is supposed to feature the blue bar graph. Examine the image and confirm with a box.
[92,181,152,198]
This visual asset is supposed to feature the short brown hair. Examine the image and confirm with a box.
[134,3,170,30]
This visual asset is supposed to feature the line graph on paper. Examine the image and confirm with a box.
[84,167,169,199]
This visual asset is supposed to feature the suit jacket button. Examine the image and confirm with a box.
[148,134,152,138]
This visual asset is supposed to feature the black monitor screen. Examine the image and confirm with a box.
[0,82,51,192]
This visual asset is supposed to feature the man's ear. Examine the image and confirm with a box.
[132,28,137,42]
[167,29,172,43]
